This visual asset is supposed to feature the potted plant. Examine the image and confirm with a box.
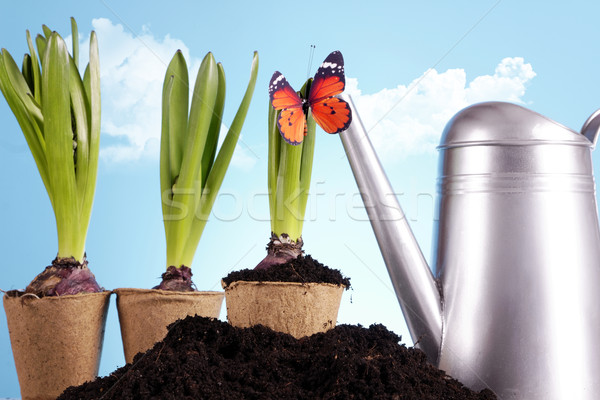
[222,51,351,338]
[115,50,258,363]
[0,19,109,400]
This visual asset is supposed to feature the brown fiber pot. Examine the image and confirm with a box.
[223,281,345,338]
[114,288,224,363]
[3,291,111,400]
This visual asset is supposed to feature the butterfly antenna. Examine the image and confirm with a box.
[306,44,316,79]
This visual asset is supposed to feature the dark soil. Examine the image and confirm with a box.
[222,255,351,289]
[59,316,496,400]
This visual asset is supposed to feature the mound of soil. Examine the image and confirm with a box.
[59,316,495,399]
[222,255,351,289]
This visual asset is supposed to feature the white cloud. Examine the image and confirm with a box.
[78,18,255,168]
[84,18,190,162]
[346,57,536,159]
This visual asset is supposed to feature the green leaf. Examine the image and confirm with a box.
[268,104,280,233]
[161,75,175,225]
[181,51,259,265]
[26,30,42,103]
[43,33,81,260]
[78,30,101,246]
[274,134,303,240]
[22,54,34,92]
[297,111,316,236]
[270,78,315,241]
[202,53,259,201]
[0,52,50,194]
[166,51,219,267]
[2,50,44,129]
[42,25,52,39]
[162,51,189,194]
[296,81,316,236]
[160,50,189,251]
[70,17,79,70]
[70,55,90,200]
[200,62,226,189]
[35,34,47,76]
[83,63,92,128]
[183,52,218,188]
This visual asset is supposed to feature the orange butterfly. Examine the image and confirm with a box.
[268,51,352,145]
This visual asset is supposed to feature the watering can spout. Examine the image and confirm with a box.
[339,94,443,363]
[581,109,600,148]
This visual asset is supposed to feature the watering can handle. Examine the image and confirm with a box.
[581,109,600,148]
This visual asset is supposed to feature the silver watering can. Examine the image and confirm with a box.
[340,95,600,399]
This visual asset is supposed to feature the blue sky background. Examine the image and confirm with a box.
[1,1,600,396]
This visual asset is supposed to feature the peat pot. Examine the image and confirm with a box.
[223,280,345,339]
[114,288,224,363]
[3,291,111,400]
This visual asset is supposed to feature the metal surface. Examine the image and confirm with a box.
[341,98,600,399]
[339,94,443,363]
[581,108,600,147]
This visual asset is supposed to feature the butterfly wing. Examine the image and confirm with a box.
[277,107,306,145]
[308,51,352,134]
[310,96,352,134]
[269,71,306,145]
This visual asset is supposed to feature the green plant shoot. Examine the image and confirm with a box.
[253,80,316,270]
[257,51,350,271]
[268,79,316,242]
[0,18,102,296]
[0,19,100,263]
[157,50,258,289]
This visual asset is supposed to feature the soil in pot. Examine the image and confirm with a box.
[222,255,350,338]
[115,265,225,362]
[115,288,224,363]
[222,254,351,287]
[59,315,496,400]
